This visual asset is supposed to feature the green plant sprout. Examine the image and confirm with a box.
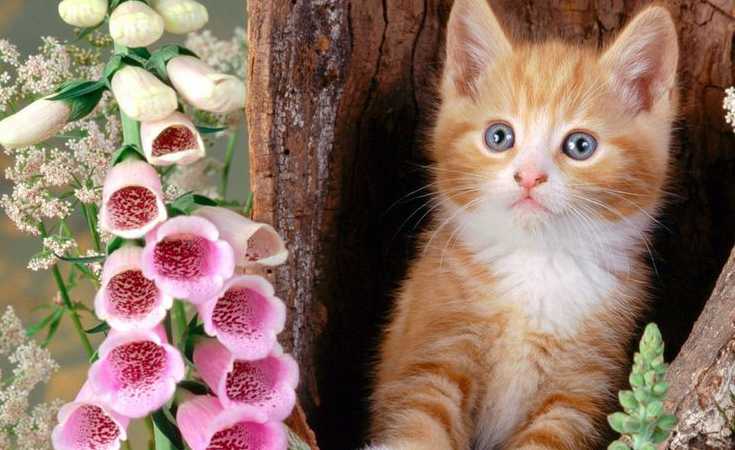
[608,323,677,450]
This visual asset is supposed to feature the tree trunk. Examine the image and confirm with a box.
[246,1,735,449]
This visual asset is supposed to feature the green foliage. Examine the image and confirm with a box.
[608,323,677,450]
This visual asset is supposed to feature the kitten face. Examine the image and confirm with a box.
[433,1,678,241]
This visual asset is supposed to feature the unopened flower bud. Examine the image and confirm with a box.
[0,98,70,149]
[109,1,164,48]
[167,56,245,113]
[150,0,208,34]
[58,0,108,27]
[111,66,178,122]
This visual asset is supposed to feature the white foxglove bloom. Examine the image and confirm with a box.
[58,0,108,27]
[141,111,205,166]
[109,1,164,48]
[167,56,245,113]
[150,0,208,34]
[111,66,178,122]
[0,98,70,149]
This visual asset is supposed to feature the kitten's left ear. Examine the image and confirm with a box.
[600,6,678,114]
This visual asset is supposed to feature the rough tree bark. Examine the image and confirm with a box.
[246,1,735,449]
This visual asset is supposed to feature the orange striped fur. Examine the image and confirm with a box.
[367,1,678,449]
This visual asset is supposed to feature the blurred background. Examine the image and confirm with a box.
[0,1,247,447]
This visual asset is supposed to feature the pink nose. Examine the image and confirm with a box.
[514,169,548,189]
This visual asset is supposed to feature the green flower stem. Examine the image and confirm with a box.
[172,300,187,346]
[219,131,238,200]
[40,223,94,358]
[120,440,131,450]
[81,203,102,252]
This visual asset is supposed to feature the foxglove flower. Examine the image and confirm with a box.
[167,55,245,113]
[111,66,178,122]
[88,327,185,418]
[198,275,285,359]
[0,98,70,149]
[109,0,164,48]
[150,0,208,34]
[95,246,173,331]
[141,111,205,166]
[177,395,287,450]
[52,383,130,450]
[193,206,288,267]
[100,160,167,239]
[141,216,235,304]
[194,340,298,421]
[58,0,108,27]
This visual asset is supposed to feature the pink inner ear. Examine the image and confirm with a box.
[107,270,159,319]
[154,234,212,279]
[62,404,121,450]
[153,126,198,156]
[107,186,159,230]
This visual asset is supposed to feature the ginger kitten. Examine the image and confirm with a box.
[367,1,678,449]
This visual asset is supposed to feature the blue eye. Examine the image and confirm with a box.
[484,123,514,153]
[563,132,597,161]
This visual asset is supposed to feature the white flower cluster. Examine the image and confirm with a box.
[185,27,247,79]
[724,87,735,130]
[0,307,60,450]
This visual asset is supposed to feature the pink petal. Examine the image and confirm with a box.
[141,111,205,166]
[95,246,173,331]
[52,384,130,450]
[193,206,288,268]
[198,275,285,359]
[100,160,167,239]
[194,340,298,421]
[176,395,286,450]
[88,329,184,418]
[141,216,235,304]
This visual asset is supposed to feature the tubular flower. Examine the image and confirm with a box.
[95,246,173,332]
[141,216,235,304]
[100,160,167,239]
[58,0,108,27]
[109,0,164,48]
[111,66,178,122]
[167,55,245,113]
[0,98,70,149]
[194,339,298,421]
[52,383,130,450]
[176,395,287,450]
[150,0,209,34]
[198,275,285,359]
[141,111,205,166]
[87,327,185,418]
[193,206,288,268]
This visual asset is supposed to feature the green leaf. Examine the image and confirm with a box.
[111,144,146,165]
[26,307,64,338]
[618,391,637,412]
[145,45,199,81]
[85,322,110,334]
[657,414,677,431]
[55,254,106,264]
[178,380,210,395]
[152,408,184,450]
[106,236,125,255]
[639,443,656,450]
[646,400,664,419]
[196,125,226,134]
[169,192,218,215]
[607,440,630,450]
[49,80,104,101]
[43,309,65,346]
[608,412,629,434]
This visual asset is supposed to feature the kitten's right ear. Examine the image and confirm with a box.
[444,0,512,97]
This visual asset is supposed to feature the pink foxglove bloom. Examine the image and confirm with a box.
[194,206,288,267]
[177,395,287,450]
[150,0,208,34]
[88,327,185,418]
[111,66,178,122]
[100,160,167,239]
[198,275,285,359]
[58,0,108,27]
[141,111,205,166]
[167,55,245,113]
[0,98,70,149]
[95,246,173,331]
[194,339,298,421]
[109,1,164,48]
[141,216,235,304]
[52,382,130,450]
